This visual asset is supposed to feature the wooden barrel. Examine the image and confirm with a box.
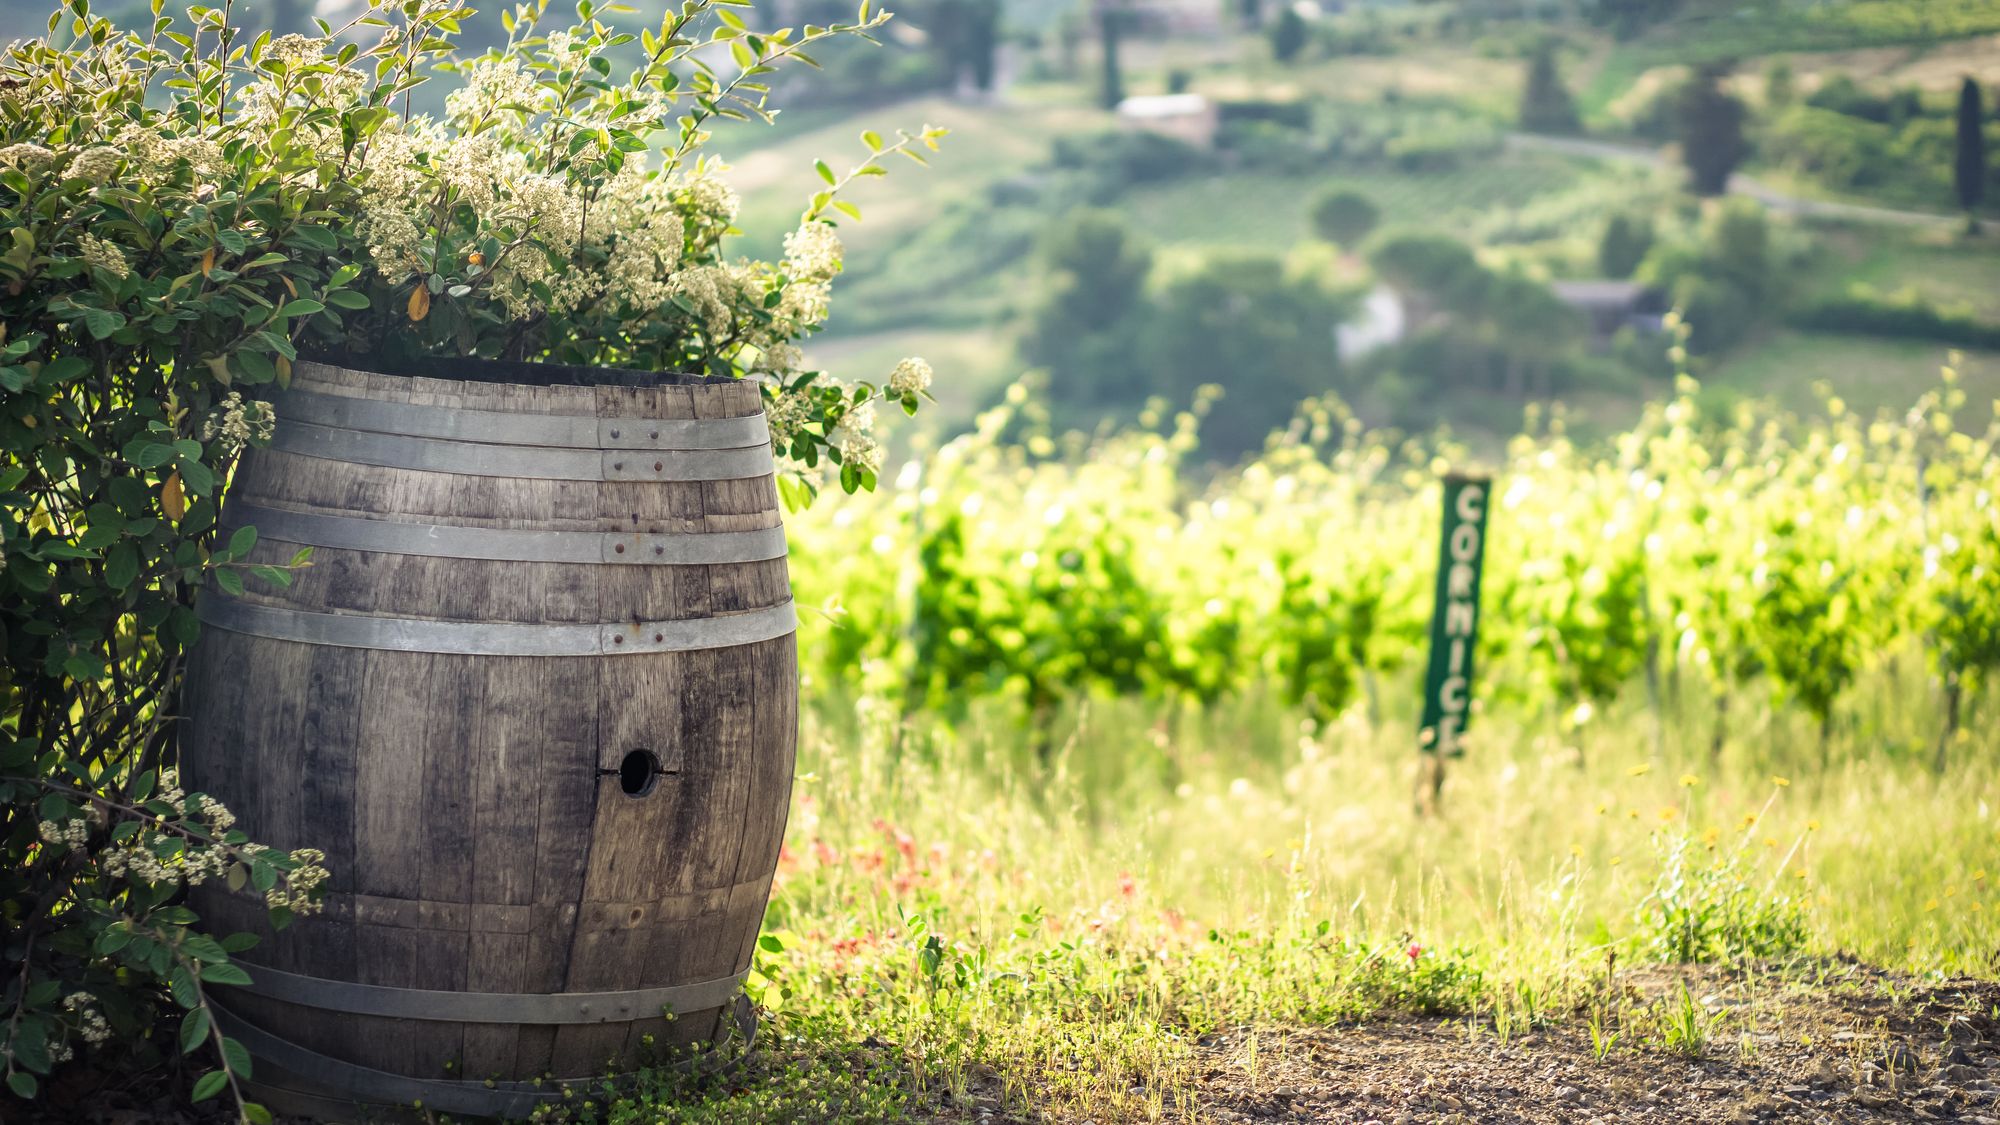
[179,358,797,1119]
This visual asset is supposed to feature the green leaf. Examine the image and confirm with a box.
[190,1070,228,1102]
[83,307,126,340]
[104,541,140,590]
[814,158,836,185]
[278,299,324,317]
[220,1035,253,1079]
[8,1072,36,1099]
[180,1006,212,1054]
[758,933,784,953]
[131,442,177,469]
[243,1104,273,1125]
[214,568,245,596]
[170,965,199,1009]
[200,961,254,986]
[228,525,258,558]
[324,289,370,310]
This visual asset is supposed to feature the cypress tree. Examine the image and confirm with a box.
[1957,76,1988,231]
[1098,5,1124,110]
[1271,5,1308,66]
[1677,63,1751,197]
[1519,40,1581,135]
[966,0,1000,92]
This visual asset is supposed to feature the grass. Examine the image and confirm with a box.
[1122,153,1597,251]
[1820,238,2000,322]
[517,648,2000,1122]
[1705,330,2000,419]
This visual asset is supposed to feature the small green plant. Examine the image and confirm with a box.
[1587,1004,1622,1061]
[1659,982,1711,1057]
[1633,810,1812,964]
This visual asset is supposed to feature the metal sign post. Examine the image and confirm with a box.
[1418,474,1491,783]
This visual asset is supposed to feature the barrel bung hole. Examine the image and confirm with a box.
[619,749,661,797]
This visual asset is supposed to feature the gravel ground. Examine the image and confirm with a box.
[1181,964,2000,1125]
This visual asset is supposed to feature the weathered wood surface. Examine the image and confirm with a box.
[179,360,797,1104]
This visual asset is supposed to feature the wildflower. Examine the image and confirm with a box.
[888,356,933,397]
[1405,942,1423,964]
[78,235,130,279]
[1678,773,1699,788]
[1772,776,1790,788]
[1625,763,1650,777]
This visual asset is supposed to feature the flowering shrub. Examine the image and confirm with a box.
[1,0,936,1117]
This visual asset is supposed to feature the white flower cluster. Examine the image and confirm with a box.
[888,356,933,397]
[200,392,275,457]
[828,397,883,475]
[597,158,689,311]
[78,234,130,280]
[783,222,843,284]
[764,385,812,448]
[265,847,330,914]
[39,818,90,847]
[0,141,54,170]
[265,33,328,66]
[197,794,235,832]
[63,992,111,1046]
[112,124,224,182]
[67,145,121,183]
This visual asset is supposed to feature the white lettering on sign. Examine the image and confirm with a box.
[1436,713,1464,755]
[1451,524,1479,562]
[1441,675,1467,711]
[1456,484,1486,524]
[1430,483,1487,756]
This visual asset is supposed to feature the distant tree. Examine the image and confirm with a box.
[1309,188,1381,249]
[1021,210,1154,407]
[1518,40,1581,135]
[965,0,1001,92]
[1239,0,1264,29]
[1597,213,1654,278]
[1958,76,1988,231]
[1270,5,1308,65]
[1142,254,1354,459]
[1764,59,1796,108]
[1676,63,1751,196]
[1166,68,1192,95]
[1098,5,1125,109]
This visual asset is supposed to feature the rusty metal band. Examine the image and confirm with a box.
[227,960,748,1024]
[196,597,798,656]
[277,388,770,451]
[269,420,774,481]
[227,505,788,566]
[216,994,756,1119]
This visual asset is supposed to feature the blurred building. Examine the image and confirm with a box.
[1550,280,1669,344]
[1116,93,1220,148]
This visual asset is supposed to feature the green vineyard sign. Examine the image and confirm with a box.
[1419,474,1491,757]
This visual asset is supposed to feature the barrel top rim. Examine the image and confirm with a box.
[298,354,744,390]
